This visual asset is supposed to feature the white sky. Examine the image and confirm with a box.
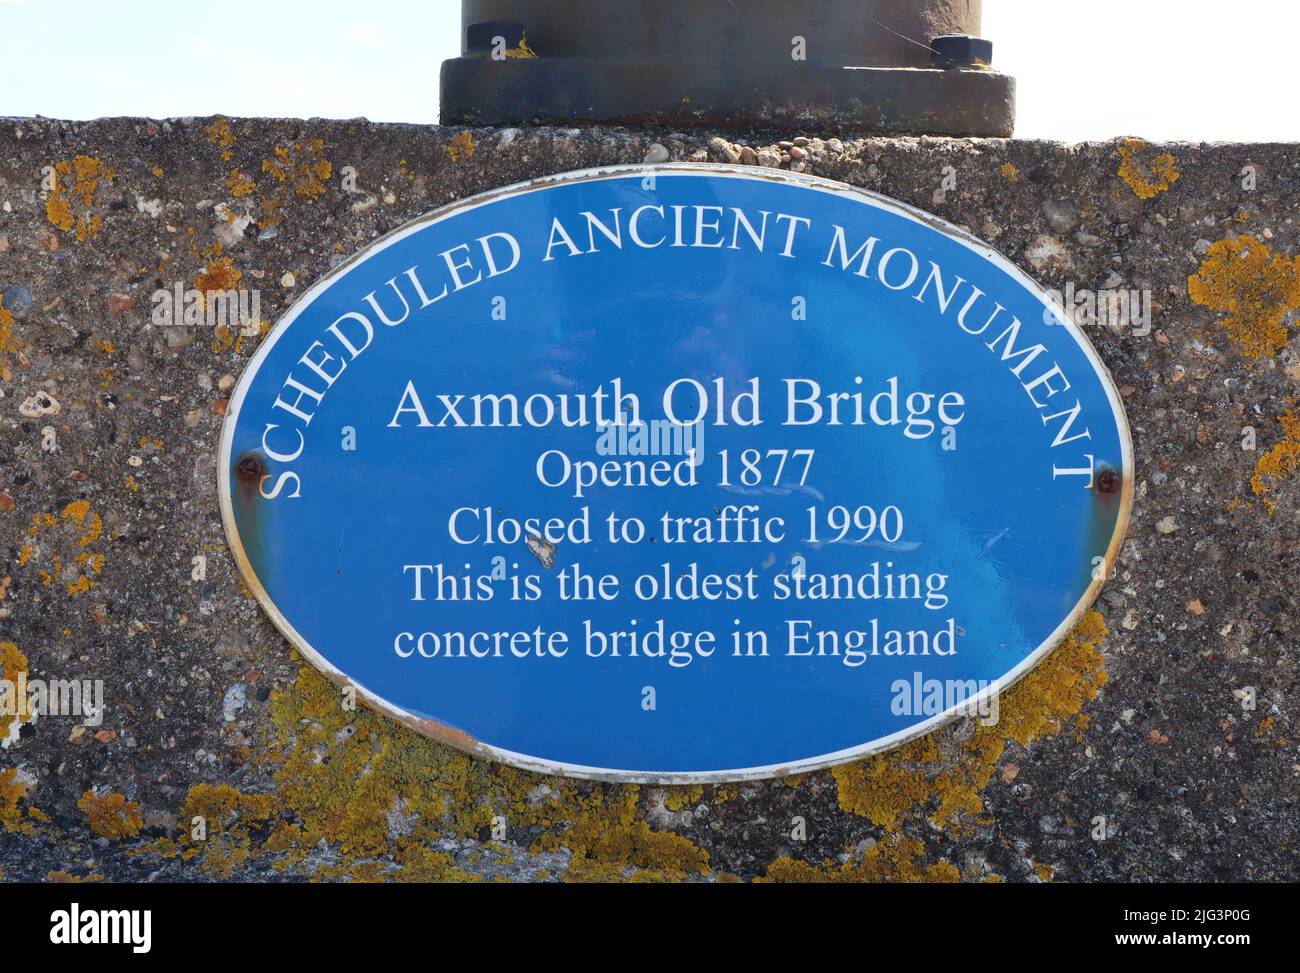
[0,0,1292,142]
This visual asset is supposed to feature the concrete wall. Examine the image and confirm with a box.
[0,118,1296,881]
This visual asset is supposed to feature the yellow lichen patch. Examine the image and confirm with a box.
[78,791,143,840]
[831,733,942,830]
[263,139,332,197]
[532,786,709,882]
[503,38,537,59]
[448,131,476,162]
[997,611,1109,746]
[226,168,256,198]
[210,317,270,356]
[45,155,114,241]
[0,299,17,363]
[1250,409,1300,512]
[211,326,235,354]
[1188,235,1300,359]
[237,319,270,355]
[20,500,107,595]
[0,769,46,836]
[194,255,243,296]
[761,836,961,883]
[1117,137,1180,200]
[0,641,29,741]
[1000,162,1021,182]
[185,226,223,262]
[174,784,276,879]
[64,500,104,547]
[664,785,704,812]
[45,189,73,231]
[153,658,708,882]
[46,871,104,883]
[193,254,250,356]
[256,138,332,228]
[139,615,1107,882]
[206,118,236,162]
[834,611,1109,835]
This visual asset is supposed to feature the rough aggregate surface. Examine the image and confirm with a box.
[0,117,1296,882]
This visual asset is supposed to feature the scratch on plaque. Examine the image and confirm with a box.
[976,527,1010,560]
[526,533,557,570]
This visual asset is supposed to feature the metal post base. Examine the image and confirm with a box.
[440,57,1014,137]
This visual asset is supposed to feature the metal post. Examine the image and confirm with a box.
[440,0,1014,136]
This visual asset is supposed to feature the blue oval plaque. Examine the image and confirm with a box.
[220,165,1131,782]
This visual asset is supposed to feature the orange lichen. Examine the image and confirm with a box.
[193,254,252,355]
[262,140,332,199]
[135,656,709,882]
[105,601,1112,882]
[206,118,236,162]
[46,188,74,232]
[1188,235,1300,359]
[78,791,143,839]
[1,769,45,835]
[833,611,1109,834]
[126,611,1112,882]
[1117,138,1180,200]
[64,500,103,547]
[20,500,106,595]
[194,255,243,295]
[45,155,114,241]
[503,38,537,59]
[1250,409,1300,512]
[533,786,709,882]
[663,785,704,812]
[256,138,332,228]
[0,299,16,361]
[448,131,476,162]
[226,169,256,198]
[0,641,29,741]
[173,784,277,879]
[762,836,961,883]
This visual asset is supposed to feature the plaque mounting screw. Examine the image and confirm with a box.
[236,455,264,482]
[1095,469,1120,495]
